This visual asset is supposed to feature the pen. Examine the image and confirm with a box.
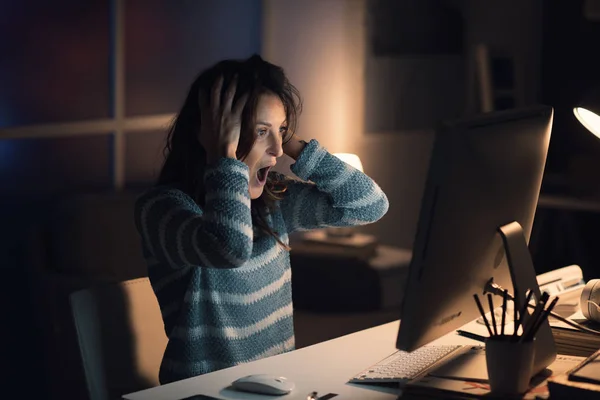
[473,294,493,336]
[456,329,486,343]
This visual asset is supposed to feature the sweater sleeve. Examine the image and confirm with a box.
[134,158,253,269]
[278,139,389,233]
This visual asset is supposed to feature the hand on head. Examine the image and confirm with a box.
[162,54,303,201]
[281,132,306,160]
[199,74,249,164]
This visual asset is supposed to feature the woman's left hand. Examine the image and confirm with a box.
[282,134,307,160]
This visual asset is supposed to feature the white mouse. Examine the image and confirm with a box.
[231,374,295,395]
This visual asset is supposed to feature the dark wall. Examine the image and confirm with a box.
[541,0,600,176]
[364,0,465,131]
[536,0,600,279]
[0,1,262,397]
[359,0,545,248]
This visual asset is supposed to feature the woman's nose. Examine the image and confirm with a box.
[269,135,284,157]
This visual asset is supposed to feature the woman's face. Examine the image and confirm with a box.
[243,93,287,199]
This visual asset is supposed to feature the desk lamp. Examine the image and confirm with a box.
[573,89,600,138]
[572,90,600,197]
[301,153,378,252]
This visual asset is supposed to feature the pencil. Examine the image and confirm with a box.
[514,289,534,340]
[488,293,498,336]
[525,296,558,342]
[474,294,493,336]
[501,289,508,336]
[513,291,518,337]
[520,292,549,343]
[457,330,486,343]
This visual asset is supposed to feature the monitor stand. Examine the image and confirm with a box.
[494,221,557,375]
[424,222,557,385]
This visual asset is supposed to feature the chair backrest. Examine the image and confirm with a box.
[70,278,168,400]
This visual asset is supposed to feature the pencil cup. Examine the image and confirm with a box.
[485,336,535,395]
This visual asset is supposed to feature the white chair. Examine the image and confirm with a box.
[70,277,168,400]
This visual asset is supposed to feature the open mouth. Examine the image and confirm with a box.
[256,166,271,185]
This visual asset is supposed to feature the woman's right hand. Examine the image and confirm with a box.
[199,75,248,163]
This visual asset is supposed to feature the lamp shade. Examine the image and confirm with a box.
[333,153,364,172]
[573,88,600,139]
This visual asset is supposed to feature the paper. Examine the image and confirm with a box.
[569,350,600,385]
[550,311,600,357]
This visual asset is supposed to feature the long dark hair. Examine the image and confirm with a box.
[157,54,302,248]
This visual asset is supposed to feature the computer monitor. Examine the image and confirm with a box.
[396,105,556,375]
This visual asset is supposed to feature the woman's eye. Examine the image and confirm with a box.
[279,127,288,135]
[257,129,268,137]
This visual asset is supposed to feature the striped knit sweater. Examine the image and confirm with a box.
[134,139,389,384]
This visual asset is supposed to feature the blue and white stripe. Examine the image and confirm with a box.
[134,139,388,384]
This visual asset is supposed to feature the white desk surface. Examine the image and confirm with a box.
[123,320,481,400]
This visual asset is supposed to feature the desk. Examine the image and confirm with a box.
[123,321,479,400]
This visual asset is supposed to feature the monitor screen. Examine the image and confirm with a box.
[396,105,554,370]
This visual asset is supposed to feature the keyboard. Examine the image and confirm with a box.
[349,344,465,383]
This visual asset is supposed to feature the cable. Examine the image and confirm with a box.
[546,308,600,335]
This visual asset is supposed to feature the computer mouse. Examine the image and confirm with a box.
[231,374,295,395]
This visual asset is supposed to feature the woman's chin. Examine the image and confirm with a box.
[249,185,264,200]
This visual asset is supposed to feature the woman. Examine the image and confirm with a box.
[134,54,389,384]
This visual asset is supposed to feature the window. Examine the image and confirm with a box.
[0,0,261,192]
